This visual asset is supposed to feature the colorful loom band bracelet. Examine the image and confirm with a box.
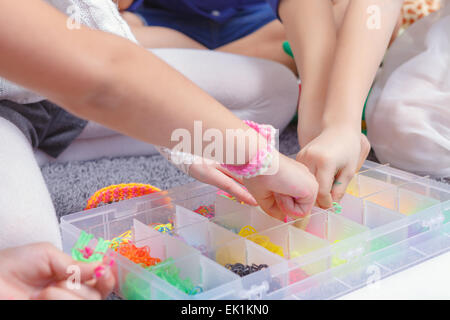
[85,183,163,210]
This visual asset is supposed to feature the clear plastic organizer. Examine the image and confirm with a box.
[60,160,450,300]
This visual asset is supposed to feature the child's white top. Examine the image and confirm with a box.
[0,0,138,104]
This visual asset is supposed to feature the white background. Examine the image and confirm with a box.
[340,251,450,299]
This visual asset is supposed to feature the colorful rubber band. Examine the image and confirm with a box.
[72,230,110,263]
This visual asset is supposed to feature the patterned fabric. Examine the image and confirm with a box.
[401,0,442,30]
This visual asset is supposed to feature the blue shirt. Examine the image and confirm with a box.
[128,0,281,23]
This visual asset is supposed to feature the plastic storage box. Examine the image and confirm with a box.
[60,160,450,300]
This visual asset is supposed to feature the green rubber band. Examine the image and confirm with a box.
[71,231,93,261]
[332,202,343,214]
[90,238,110,262]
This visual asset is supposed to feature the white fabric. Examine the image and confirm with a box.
[0,0,137,104]
[0,118,61,250]
[366,1,450,178]
[35,49,299,166]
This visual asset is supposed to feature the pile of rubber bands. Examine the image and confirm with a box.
[238,225,285,257]
[148,258,203,295]
[150,223,174,234]
[193,205,215,219]
[107,230,161,268]
[116,243,162,268]
[108,230,203,295]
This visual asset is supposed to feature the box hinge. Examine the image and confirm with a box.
[340,245,365,262]
[421,213,445,231]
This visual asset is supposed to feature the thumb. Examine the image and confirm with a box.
[274,193,314,219]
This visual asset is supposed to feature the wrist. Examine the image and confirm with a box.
[321,102,362,133]
[321,120,361,136]
[243,148,280,185]
[297,99,326,146]
[298,123,321,148]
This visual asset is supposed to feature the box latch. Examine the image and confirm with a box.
[239,281,269,300]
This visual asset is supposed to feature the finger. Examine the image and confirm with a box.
[314,164,336,209]
[34,286,83,300]
[41,243,103,283]
[296,152,321,206]
[292,213,311,230]
[260,195,286,221]
[216,166,245,185]
[331,166,356,202]
[54,281,102,300]
[275,193,310,219]
[92,265,116,299]
[208,170,258,206]
[274,193,296,218]
[275,156,318,216]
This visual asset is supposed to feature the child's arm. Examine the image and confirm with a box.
[116,0,135,11]
[279,0,337,146]
[322,0,403,130]
[0,0,251,160]
[279,0,403,208]
[0,0,318,220]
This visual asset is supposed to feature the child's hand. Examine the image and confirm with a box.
[296,127,370,209]
[189,161,258,206]
[0,243,116,300]
[243,152,318,221]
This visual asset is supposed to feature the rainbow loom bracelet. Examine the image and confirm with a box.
[85,183,162,210]
[221,120,277,179]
